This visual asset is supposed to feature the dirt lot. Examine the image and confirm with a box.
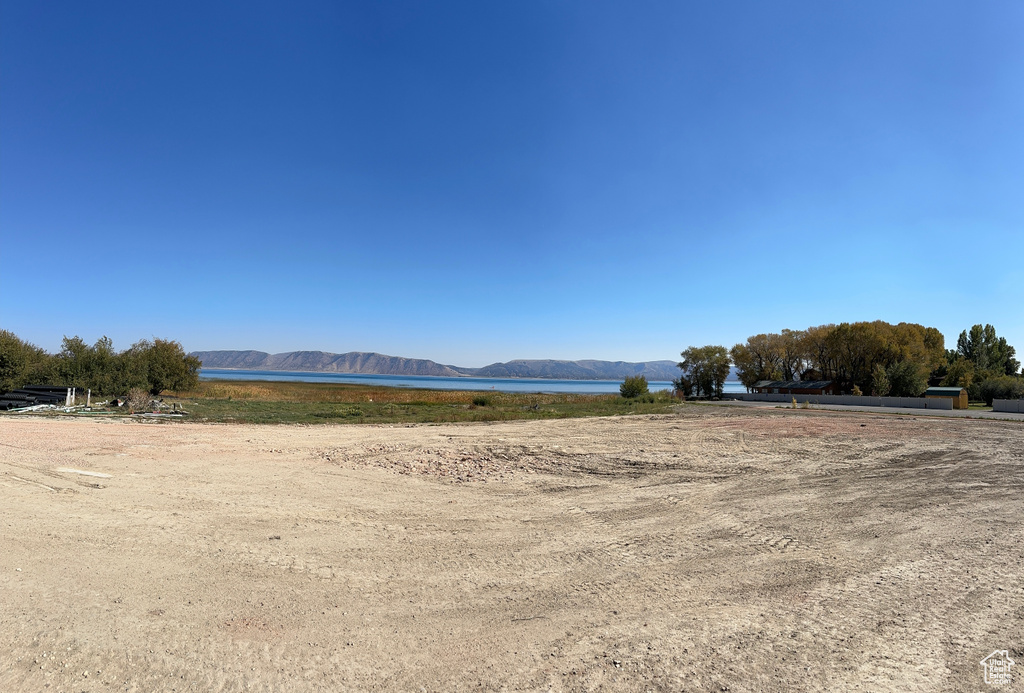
[1,406,1022,692]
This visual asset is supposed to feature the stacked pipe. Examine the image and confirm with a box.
[0,385,79,410]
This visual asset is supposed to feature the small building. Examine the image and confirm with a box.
[753,380,838,395]
[925,386,968,409]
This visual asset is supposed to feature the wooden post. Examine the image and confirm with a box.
[66,388,71,407]
[87,389,91,407]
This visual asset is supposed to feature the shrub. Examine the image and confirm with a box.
[0,330,54,393]
[886,360,926,397]
[472,395,491,407]
[620,375,649,399]
[968,382,982,402]
[313,407,364,418]
[126,387,152,413]
[129,338,202,395]
[978,376,1024,406]
[870,364,890,396]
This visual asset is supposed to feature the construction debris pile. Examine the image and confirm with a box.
[0,385,187,417]
[0,385,76,410]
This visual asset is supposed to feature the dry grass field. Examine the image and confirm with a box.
[161,380,677,425]
[1,406,1022,692]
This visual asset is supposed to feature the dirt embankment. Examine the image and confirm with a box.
[1,407,1022,691]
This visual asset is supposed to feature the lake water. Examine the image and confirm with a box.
[200,369,747,395]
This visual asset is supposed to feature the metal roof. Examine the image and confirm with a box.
[925,386,966,394]
[755,380,834,389]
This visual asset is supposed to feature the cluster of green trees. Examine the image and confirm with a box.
[728,321,946,396]
[675,345,731,398]
[0,331,201,396]
[939,325,1023,403]
[675,322,1021,403]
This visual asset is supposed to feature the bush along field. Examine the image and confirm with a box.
[162,380,680,425]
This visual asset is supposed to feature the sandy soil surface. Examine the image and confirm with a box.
[1,407,1022,692]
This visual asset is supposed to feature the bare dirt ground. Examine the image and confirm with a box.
[1,406,1022,692]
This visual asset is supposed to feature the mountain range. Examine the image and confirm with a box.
[190,350,684,381]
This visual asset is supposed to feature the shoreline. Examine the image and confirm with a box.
[199,366,682,382]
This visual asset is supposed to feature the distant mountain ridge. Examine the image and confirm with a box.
[190,350,683,381]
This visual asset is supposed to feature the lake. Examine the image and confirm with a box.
[200,369,747,395]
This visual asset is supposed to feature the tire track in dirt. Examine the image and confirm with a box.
[3,410,1022,692]
[0,459,105,491]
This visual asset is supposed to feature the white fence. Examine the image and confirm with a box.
[727,392,953,410]
[993,399,1024,413]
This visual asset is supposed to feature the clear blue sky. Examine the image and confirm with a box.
[3,2,1022,367]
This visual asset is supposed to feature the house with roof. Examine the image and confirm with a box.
[925,386,968,409]
[752,380,838,396]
